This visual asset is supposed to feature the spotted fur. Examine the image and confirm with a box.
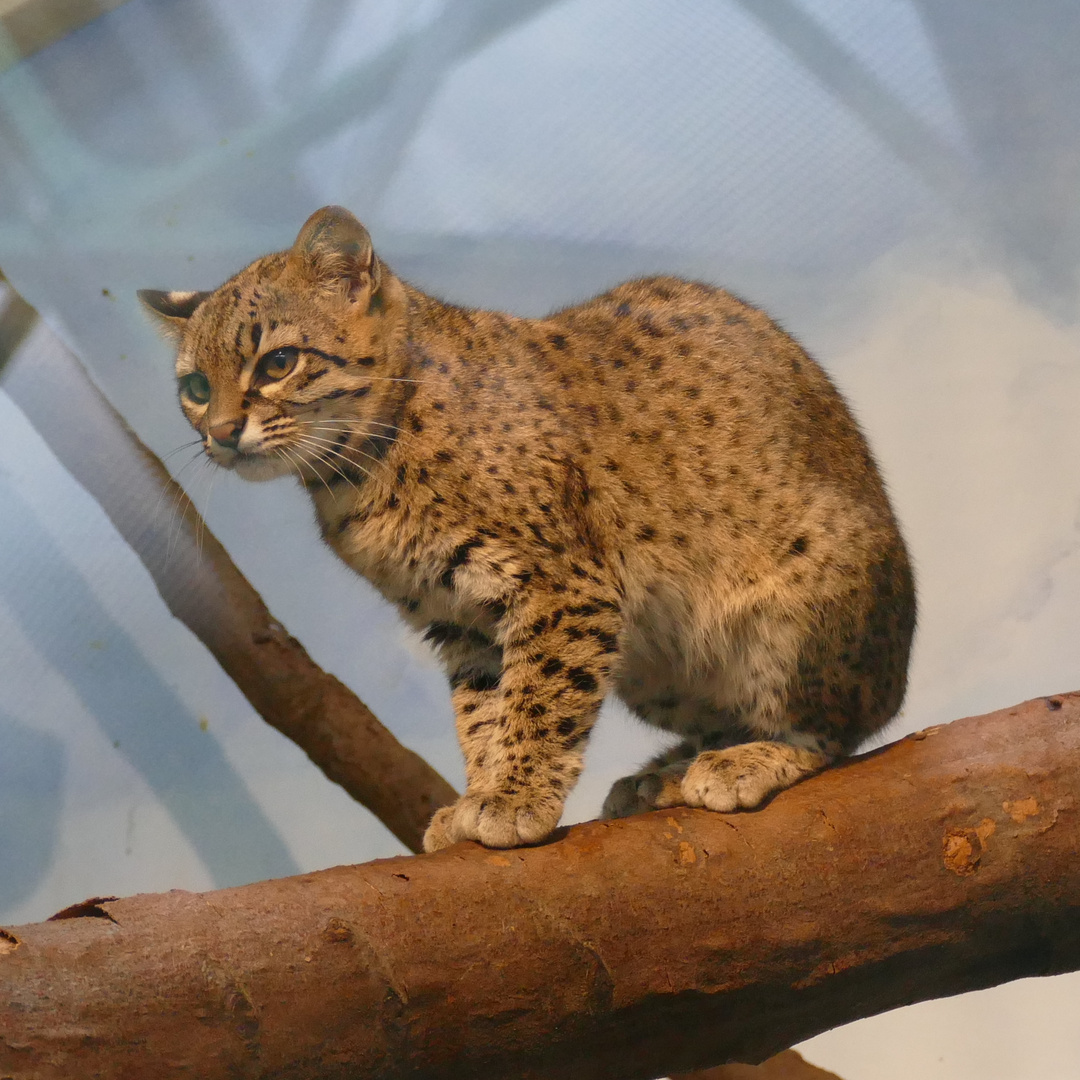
[141,205,915,851]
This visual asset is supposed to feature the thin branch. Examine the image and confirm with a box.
[2,693,1078,1079]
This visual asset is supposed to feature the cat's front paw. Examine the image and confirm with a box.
[422,790,562,851]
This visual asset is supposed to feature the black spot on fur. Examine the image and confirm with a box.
[440,537,485,588]
[565,602,600,617]
[454,670,500,693]
[566,667,598,693]
[588,628,619,653]
[424,622,464,646]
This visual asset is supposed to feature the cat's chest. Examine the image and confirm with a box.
[310,480,517,627]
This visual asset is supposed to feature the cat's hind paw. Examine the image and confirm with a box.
[681,742,827,812]
[601,763,689,819]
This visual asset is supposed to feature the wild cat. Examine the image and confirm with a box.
[140,205,915,852]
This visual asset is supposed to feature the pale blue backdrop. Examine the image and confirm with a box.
[1,2,1079,1076]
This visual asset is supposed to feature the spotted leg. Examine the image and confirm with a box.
[423,582,622,851]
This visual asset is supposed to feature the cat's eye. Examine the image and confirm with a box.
[179,372,211,405]
[257,347,299,382]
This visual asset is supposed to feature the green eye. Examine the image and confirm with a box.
[180,372,211,405]
[257,347,299,382]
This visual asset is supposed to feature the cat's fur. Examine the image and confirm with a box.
[141,205,915,852]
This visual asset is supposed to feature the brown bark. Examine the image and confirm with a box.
[672,1049,844,1080]
[2,693,1078,1080]
[0,285,457,852]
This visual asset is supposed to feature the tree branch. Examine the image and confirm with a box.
[2,693,1078,1080]
[672,1050,843,1080]
[0,283,457,852]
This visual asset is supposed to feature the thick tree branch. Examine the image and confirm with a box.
[0,284,457,852]
[672,1051,843,1079]
[2,693,1078,1079]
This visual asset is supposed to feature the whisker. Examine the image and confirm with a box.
[309,452,366,496]
[291,436,372,491]
[294,437,374,477]
[285,444,335,496]
[293,432,386,473]
[334,374,427,385]
[293,418,405,436]
[160,438,205,464]
[154,445,202,518]
[291,428,384,460]
[159,448,207,565]
[194,456,221,561]
[276,446,327,495]
[169,455,212,566]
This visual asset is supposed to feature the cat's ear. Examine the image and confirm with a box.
[289,205,380,300]
[138,289,210,342]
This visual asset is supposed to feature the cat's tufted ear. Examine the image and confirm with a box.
[138,289,211,342]
[289,205,380,301]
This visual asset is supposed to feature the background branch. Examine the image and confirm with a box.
[0,283,456,852]
[2,692,1077,1080]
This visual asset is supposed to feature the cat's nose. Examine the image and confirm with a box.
[208,419,245,449]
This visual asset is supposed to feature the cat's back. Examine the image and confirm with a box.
[542,275,888,513]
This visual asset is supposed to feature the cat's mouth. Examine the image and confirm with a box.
[207,444,295,483]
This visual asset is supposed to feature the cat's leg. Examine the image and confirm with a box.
[420,622,505,852]
[679,622,838,812]
[423,583,622,852]
[681,589,909,811]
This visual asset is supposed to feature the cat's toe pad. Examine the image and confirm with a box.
[423,790,560,851]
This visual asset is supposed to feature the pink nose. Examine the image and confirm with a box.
[208,420,244,449]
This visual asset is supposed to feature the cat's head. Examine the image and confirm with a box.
[140,206,407,482]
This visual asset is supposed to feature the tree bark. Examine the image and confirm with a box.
[671,1049,843,1079]
[0,285,457,852]
[2,693,1078,1080]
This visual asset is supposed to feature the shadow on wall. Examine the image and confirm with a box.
[0,481,299,888]
[0,712,64,909]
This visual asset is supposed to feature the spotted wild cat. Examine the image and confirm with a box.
[140,205,915,852]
